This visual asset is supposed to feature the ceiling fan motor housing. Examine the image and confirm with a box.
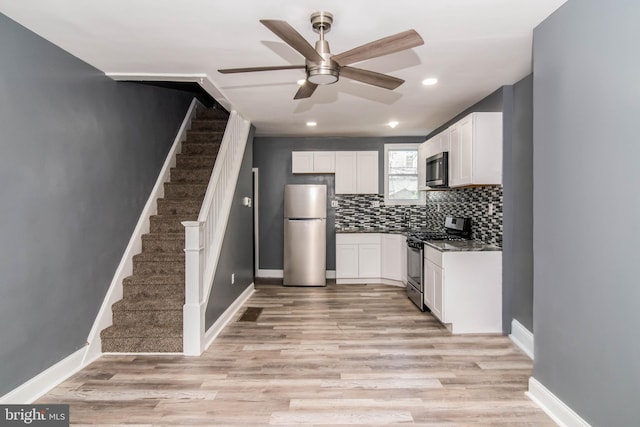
[307,39,339,84]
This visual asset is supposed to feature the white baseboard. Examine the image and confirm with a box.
[257,269,283,278]
[257,270,336,279]
[527,377,591,427]
[509,318,534,359]
[0,346,92,404]
[203,283,255,351]
[381,278,406,288]
[83,99,199,362]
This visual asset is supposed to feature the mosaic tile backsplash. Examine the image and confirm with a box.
[334,186,503,247]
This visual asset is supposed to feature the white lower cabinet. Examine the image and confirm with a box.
[424,245,502,334]
[381,234,406,283]
[336,233,405,285]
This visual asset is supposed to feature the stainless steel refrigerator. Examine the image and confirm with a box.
[283,184,327,286]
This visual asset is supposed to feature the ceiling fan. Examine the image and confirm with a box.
[218,11,424,99]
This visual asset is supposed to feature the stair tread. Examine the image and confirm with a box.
[133,252,185,262]
[112,297,183,311]
[123,274,185,285]
[101,324,182,338]
[142,233,185,240]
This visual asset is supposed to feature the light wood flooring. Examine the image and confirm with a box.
[39,282,554,425]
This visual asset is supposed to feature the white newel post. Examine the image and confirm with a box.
[182,220,205,356]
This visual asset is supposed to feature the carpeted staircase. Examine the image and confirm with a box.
[100,107,229,353]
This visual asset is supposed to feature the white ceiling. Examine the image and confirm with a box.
[0,0,566,137]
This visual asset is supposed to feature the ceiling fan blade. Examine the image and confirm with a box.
[260,20,324,63]
[340,66,404,90]
[332,29,424,66]
[293,82,318,99]
[218,65,305,74]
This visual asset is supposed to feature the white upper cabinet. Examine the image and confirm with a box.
[335,151,379,194]
[292,151,335,173]
[448,112,502,187]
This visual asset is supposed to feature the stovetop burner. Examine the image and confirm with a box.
[408,231,468,242]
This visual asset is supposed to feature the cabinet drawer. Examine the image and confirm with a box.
[424,245,442,266]
[336,233,381,245]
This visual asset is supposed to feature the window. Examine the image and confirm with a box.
[384,144,422,205]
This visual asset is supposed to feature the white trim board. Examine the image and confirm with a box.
[0,346,96,404]
[509,318,534,359]
[527,377,591,427]
[83,98,199,363]
[203,284,255,351]
[256,269,336,279]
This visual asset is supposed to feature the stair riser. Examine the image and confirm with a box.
[113,309,182,328]
[170,168,212,183]
[133,261,185,275]
[182,143,220,156]
[156,200,201,216]
[191,120,228,131]
[141,238,185,253]
[176,155,216,169]
[123,284,184,299]
[186,131,224,144]
[196,108,229,120]
[149,221,185,234]
[101,337,182,353]
[164,183,207,200]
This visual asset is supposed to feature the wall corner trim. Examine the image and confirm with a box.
[202,283,255,352]
[0,346,92,404]
[509,318,534,359]
[527,377,591,427]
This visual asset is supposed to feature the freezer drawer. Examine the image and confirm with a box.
[283,218,326,286]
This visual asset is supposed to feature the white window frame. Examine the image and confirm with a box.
[384,143,424,205]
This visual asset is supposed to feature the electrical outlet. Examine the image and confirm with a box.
[488,203,494,215]
[331,200,338,208]
[371,201,380,208]
[437,204,441,212]
[231,273,235,284]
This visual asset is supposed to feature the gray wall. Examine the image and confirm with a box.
[0,13,192,396]
[533,1,640,425]
[205,127,255,327]
[503,75,534,332]
[253,137,423,271]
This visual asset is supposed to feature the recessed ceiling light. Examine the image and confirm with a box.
[297,79,306,85]
[306,121,317,127]
[388,121,399,128]
[422,77,438,86]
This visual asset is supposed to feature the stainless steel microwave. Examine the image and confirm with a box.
[425,152,449,187]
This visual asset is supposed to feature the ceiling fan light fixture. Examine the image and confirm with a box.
[307,67,339,85]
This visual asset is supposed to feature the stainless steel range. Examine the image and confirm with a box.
[406,216,471,311]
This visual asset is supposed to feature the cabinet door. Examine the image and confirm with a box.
[381,234,404,281]
[291,152,314,173]
[358,244,381,278]
[449,124,460,187]
[424,259,444,320]
[432,263,444,321]
[313,152,335,173]
[356,151,379,194]
[457,115,473,185]
[335,152,357,194]
[336,244,359,278]
[418,142,429,190]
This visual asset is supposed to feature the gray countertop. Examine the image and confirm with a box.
[335,227,501,252]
